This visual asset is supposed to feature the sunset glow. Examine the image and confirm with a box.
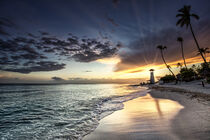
[0,0,210,83]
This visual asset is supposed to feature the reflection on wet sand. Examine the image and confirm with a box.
[154,99,163,117]
[84,94,184,140]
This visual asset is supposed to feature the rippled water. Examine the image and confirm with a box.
[0,84,148,139]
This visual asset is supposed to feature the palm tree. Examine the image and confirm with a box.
[177,62,183,69]
[197,48,210,59]
[177,37,187,68]
[176,5,207,64]
[157,45,176,77]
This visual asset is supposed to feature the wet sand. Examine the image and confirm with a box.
[150,90,210,140]
[83,91,210,140]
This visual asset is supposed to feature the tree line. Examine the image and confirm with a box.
[157,5,210,84]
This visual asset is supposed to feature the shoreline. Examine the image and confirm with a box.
[149,89,210,140]
[83,85,210,140]
[149,83,210,101]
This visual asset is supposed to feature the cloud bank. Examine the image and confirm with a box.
[0,18,119,74]
[115,19,210,72]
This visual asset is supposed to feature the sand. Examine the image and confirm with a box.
[151,80,210,96]
[83,89,210,140]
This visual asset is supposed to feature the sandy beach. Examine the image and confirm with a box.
[84,88,210,140]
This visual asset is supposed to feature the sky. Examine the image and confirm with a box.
[0,0,210,83]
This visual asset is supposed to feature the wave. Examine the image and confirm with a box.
[0,85,149,140]
[77,87,150,139]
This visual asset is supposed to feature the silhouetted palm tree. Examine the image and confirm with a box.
[177,37,187,68]
[197,48,210,59]
[176,5,207,64]
[157,45,176,77]
[177,62,183,69]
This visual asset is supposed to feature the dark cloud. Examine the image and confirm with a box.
[67,77,142,84]
[39,31,50,36]
[51,76,65,81]
[106,15,119,27]
[27,33,38,38]
[23,61,35,66]
[115,19,210,71]
[72,42,118,62]
[0,17,15,36]
[0,18,119,74]
[2,61,66,74]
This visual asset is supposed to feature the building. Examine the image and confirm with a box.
[149,69,155,84]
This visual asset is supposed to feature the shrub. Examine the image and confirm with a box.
[160,75,176,83]
[180,68,197,82]
[196,63,210,80]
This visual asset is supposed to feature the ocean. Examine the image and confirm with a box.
[0,84,148,139]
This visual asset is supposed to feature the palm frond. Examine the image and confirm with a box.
[180,21,186,27]
[177,37,183,42]
[177,63,183,68]
[157,45,163,49]
[191,14,199,20]
[176,14,184,17]
[204,47,209,51]
[196,52,200,56]
[163,46,167,49]
[178,8,185,13]
[176,18,184,26]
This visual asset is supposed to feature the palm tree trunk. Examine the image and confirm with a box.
[189,23,207,63]
[181,41,187,68]
[160,50,176,77]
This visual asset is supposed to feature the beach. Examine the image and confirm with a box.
[1,84,209,139]
[84,85,210,140]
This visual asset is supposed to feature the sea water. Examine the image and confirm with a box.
[0,84,148,139]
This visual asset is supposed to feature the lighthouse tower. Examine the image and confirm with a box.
[149,69,155,84]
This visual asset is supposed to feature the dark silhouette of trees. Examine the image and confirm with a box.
[177,62,183,69]
[157,45,176,78]
[197,48,210,60]
[176,5,207,64]
[177,37,187,68]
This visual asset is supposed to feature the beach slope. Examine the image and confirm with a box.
[84,89,210,140]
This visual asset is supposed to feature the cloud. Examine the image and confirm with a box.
[1,61,66,74]
[0,18,119,74]
[0,17,16,36]
[0,76,21,83]
[39,31,50,36]
[115,19,210,72]
[67,77,143,84]
[51,76,65,81]
[39,35,119,62]
[106,15,119,27]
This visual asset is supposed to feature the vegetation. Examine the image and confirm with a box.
[177,62,183,69]
[157,45,176,78]
[157,5,210,86]
[160,63,210,83]
[160,75,176,83]
[177,37,187,68]
[196,63,210,77]
[176,5,207,64]
[197,48,210,60]
[179,68,197,82]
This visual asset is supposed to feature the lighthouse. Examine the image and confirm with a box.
[149,69,155,84]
